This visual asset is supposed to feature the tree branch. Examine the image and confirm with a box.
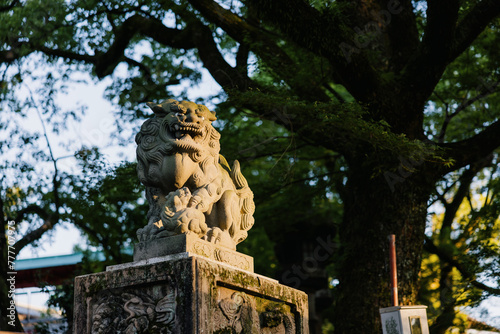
[94,15,196,78]
[384,0,419,71]
[244,0,383,101]
[17,15,196,81]
[0,49,23,63]
[438,158,492,239]
[229,91,429,158]
[88,4,260,95]
[123,57,153,81]
[403,0,459,95]
[245,0,328,55]
[438,80,500,143]
[12,204,58,258]
[36,46,96,63]
[14,205,49,223]
[10,89,63,257]
[450,0,500,62]
[282,171,341,189]
[239,141,310,162]
[424,237,500,295]
[336,0,419,72]
[235,43,249,78]
[190,21,258,91]
[253,171,341,206]
[187,0,330,101]
[12,216,57,257]
[438,119,500,173]
[455,81,500,115]
[439,167,475,234]
[0,38,91,68]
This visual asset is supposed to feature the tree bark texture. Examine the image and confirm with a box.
[333,156,436,333]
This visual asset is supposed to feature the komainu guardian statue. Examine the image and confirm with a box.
[135,99,255,250]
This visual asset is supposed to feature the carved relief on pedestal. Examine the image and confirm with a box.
[190,239,252,271]
[216,289,297,333]
[213,247,251,271]
[90,287,176,334]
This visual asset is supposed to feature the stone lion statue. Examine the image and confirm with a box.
[135,99,255,250]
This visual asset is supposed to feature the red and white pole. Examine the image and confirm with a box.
[389,234,398,307]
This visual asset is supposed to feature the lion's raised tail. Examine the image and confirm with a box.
[230,160,255,244]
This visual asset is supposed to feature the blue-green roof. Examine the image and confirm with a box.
[16,253,85,270]
[15,249,131,271]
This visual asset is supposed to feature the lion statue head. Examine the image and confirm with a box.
[136,99,221,192]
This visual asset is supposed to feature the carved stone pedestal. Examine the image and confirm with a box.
[133,234,254,272]
[74,240,309,333]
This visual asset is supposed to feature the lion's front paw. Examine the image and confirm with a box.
[137,224,155,242]
[203,227,235,250]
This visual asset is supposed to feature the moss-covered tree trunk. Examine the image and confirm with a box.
[333,152,437,333]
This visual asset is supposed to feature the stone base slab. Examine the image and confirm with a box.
[74,255,309,333]
[133,234,254,272]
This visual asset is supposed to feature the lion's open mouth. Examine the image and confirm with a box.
[171,122,206,142]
